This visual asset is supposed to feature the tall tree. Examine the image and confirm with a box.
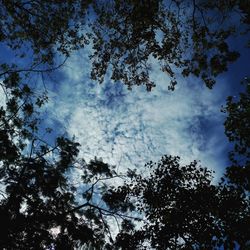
[0,72,135,249]
[90,0,249,90]
[0,0,90,64]
[111,156,250,249]
[223,77,250,191]
[109,78,250,249]
[0,0,249,90]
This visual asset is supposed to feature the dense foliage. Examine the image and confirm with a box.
[91,0,249,90]
[223,78,250,192]
[0,71,131,249]
[111,156,250,249]
[0,0,249,90]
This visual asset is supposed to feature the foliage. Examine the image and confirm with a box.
[111,156,250,249]
[0,74,133,249]
[0,1,250,249]
[223,77,250,164]
[223,77,250,191]
[108,82,250,249]
[0,0,249,90]
[0,0,90,65]
[90,0,248,90]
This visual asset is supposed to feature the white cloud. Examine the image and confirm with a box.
[0,80,6,108]
[46,49,231,180]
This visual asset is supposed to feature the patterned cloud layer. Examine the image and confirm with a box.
[46,50,234,178]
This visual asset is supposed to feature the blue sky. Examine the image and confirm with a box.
[0,35,249,181]
[36,39,249,180]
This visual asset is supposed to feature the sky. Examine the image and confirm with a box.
[38,38,249,181]
[0,33,248,183]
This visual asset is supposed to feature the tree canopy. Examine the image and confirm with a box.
[90,0,249,90]
[0,70,128,249]
[223,77,250,192]
[111,156,250,249]
[0,0,250,249]
[0,0,249,90]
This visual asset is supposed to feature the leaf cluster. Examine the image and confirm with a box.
[90,0,246,90]
[112,156,250,249]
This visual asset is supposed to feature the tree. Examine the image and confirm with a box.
[223,77,250,191]
[111,155,250,249]
[0,0,90,64]
[0,0,249,90]
[0,71,135,249]
[109,79,250,249]
[90,0,249,90]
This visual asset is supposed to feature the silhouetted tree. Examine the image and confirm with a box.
[90,0,249,90]
[223,77,250,192]
[109,80,250,249]
[0,0,249,90]
[0,72,135,249]
[0,0,90,64]
[111,156,250,249]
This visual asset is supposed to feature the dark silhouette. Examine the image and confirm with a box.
[110,155,250,249]
[0,72,133,249]
[223,77,250,192]
[91,0,249,90]
[0,1,249,90]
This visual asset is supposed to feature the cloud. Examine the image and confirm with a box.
[45,49,232,180]
[0,80,6,108]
